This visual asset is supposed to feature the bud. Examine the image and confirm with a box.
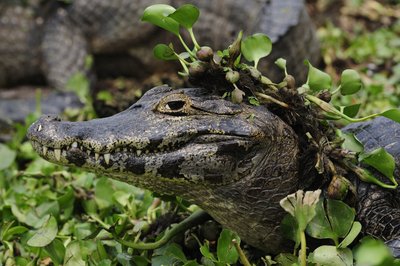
[327,175,349,200]
[189,61,207,77]
[225,70,240,84]
[196,46,214,62]
[284,75,296,90]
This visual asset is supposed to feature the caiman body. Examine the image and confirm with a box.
[28,85,400,254]
[0,0,319,89]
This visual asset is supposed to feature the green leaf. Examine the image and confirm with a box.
[141,4,179,36]
[241,33,272,68]
[44,238,66,265]
[280,190,321,232]
[0,143,16,170]
[152,243,187,266]
[95,177,115,209]
[27,215,58,247]
[66,73,90,103]
[338,221,362,248]
[304,60,332,92]
[64,241,86,266]
[2,225,29,241]
[217,229,239,264]
[308,246,353,266]
[342,103,361,118]
[153,43,178,61]
[168,4,199,29]
[274,253,298,266]
[359,147,396,182]
[381,109,400,123]
[275,58,287,74]
[306,199,355,244]
[340,69,363,95]
[281,214,300,249]
[341,132,364,153]
[354,237,394,266]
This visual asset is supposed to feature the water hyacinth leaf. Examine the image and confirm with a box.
[281,214,300,249]
[308,245,353,266]
[279,189,321,231]
[381,109,400,123]
[168,4,199,29]
[354,237,394,266]
[27,215,58,247]
[0,143,16,170]
[338,221,362,248]
[141,4,179,36]
[306,199,355,243]
[274,253,298,266]
[304,60,332,92]
[341,132,364,153]
[340,69,363,95]
[359,147,396,182]
[241,33,272,68]
[2,225,29,241]
[275,58,287,73]
[217,229,240,264]
[153,44,178,61]
[342,103,361,118]
[44,238,66,265]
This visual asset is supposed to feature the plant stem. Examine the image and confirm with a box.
[178,35,195,57]
[188,28,200,50]
[232,239,251,266]
[300,230,307,266]
[306,94,381,122]
[112,210,210,250]
[255,92,289,108]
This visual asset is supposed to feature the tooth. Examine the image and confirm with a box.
[72,142,78,148]
[123,148,127,152]
[43,146,48,156]
[104,153,110,164]
[87,150,90,156]
[145,150,149,154]
[37,124,42,132]
[95,153,99,161]
[136,150,142,156]
[54,149,61,161]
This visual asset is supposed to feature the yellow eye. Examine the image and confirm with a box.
[157,93,191,115]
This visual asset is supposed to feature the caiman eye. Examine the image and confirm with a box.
[157,93,191,115]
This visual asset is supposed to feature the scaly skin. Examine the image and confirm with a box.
[0,0,319,89]
[27,85,400,254]
[28,86,300,253]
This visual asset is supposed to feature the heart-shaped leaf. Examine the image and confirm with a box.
[27,215,58,247]
[340,69,363,95]
[359,147,396,183]
[141,4,179,36]
[304,60,332,92]
[381,109,400,123]
[241,33,272,68]
[153,44,178,61]
[168,4,199,29]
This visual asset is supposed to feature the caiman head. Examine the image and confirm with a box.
[27,86,300,253]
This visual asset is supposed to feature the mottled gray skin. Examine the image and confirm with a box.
[27,85,400,254]
[28,86,300,253]
[0,0,319,89]
[344,117,400,256]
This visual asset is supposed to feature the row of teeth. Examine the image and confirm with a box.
[38,141,174,165]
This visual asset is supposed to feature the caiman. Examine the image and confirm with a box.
[27,85,400,254]
[0,0,319,89]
